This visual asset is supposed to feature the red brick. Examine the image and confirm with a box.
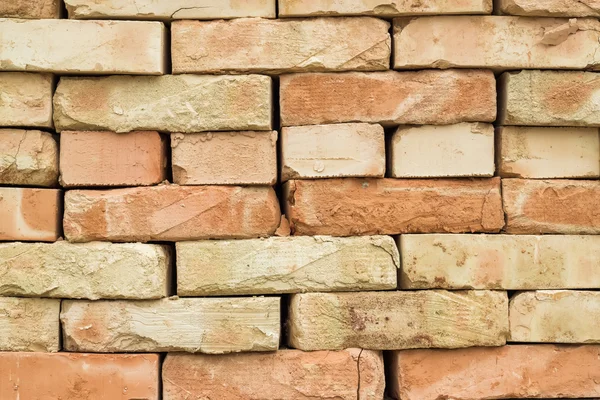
[0,187,61,241]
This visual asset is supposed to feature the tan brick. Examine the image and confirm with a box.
[390,123,494,178]
[503,179,600,234]
[0,242,170,300]
[0,130,58,187]
[0,20,165,75]
[171,131,277,186]
[499,0,600,17]
[400,234,600,290]
[394,16,600,70]
[172,18,389,74]
[163,349,384,400]
[280,70,495,127]
[54,74,272,133]
[0,353,159,400]
[288,290,508,350]
[176,236,398,296]
[0,0,60,18]
[0,73,53,128]
[510,290,600,343]
[63,185,280,242]
[284,178,504,236]
[0,187,61,242]
[0,297,60,352]
[60,131,166,187]
[61,297,280,353]
[389,345,600,399]
[281,123,385,180]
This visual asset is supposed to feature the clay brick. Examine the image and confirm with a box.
[510,290,600,343]
[163,349,384,400]
[0,72,53,128]
[394,16,600,70]
[503,179,600,234]
[499,0,600,17]
[61,297,280,353]
[400,234,600,289]
[172,18,390,74]
[0,353,159,400]
[497,126,600,178]
[389,345,600,399]
[0,242,170,299]
[390,123,494,178]
[0,187,61,242]
[0,0,60,18]
[0,297,60,352]
[176,236,398,296]
[63,185,280,242]
[284,178,504,236]
[280,70,495,127]
[54,74,272,133]
[171,131,277,186]
[60,131,167,187]
[288,290,507,350]
[0,130,58,187]
[281,123,385,180]
[0,20,165,75]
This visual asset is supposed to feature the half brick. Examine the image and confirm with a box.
[499,0,600,16]
[0,187,61,241]
[0,297,60,352]
[0,130,58,187]
[0,0,60,18]
[0,72,53,128]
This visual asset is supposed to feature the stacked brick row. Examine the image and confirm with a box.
[0,0,599,399]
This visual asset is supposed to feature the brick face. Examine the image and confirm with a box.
[0,0,60,18]
[0,297,60,352]
[499,0,600,16]
[0,130,58,187]
[0,73,53,128]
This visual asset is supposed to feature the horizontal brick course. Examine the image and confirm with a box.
[0,72,53,128]
[0,297,60,352]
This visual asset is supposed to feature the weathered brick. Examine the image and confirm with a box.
[389,345,600,399]
[61,297,280,353]
[60,131,167,187]
[163,349,384,400]
[390,123,494,178]
[288,291,508,350]
[0,0,60,18]
[0,242,170,299]
[0,73,53,128]
[171,131,277,186]
[63,185,280,242]
[172,18,390,74]
[503,179,600,234]
[0,297,60,352]
[54,74,272,133]
[400,234,600,289]
[0,353,159,400]
[0,187,61,241]
[284,178,504,236]
[0,130,58,187]
[0,20,165,75]
[281,123,385,180]
[510,290,600,343]
[176,236,398,296]
[499,0,600,17]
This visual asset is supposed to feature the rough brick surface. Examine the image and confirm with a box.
[0,187,61,241]
[0,0,60,18]
[63,185,280,242]
[0,297,60,352]
[284,178,504,236]
[400,234,600,289]
[288,291,508,350]
[0,72,53,128]
[61,297,280,353]
[0,129,58,186]
[172,18,390,74]
[54,74,272,133]
[163,349,385,400]
[499,0,600,16]
[280,70,496,126]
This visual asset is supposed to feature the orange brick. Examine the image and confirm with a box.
[0,187,61,241]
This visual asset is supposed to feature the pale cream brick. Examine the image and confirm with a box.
[0,0,60,18]
[0,73,53,128]
[0,297,60,352]
[499,0,600,17]
[0,130,58,187]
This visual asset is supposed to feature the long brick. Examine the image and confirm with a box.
[176,236,398,296]
[394,16,600,69]
[400,234,600,289]
[0,0,60,18]
[0,130,58,187]
[54,74,272,133]
[0,242,170,299]
[284,178,504,236]
[499,0,600,16]
[503,179,600,234]
[63,185,280,242]
[288,291,508,350]
[0,187,61,241]
[280,70,496,126]
[0,353,159,400]
[61,297,280,353]
[0,73,53,128]
[172,18,390,74]
[0,20,165,75]
[389,345,600,399]
[163,349,384,400]
[0,297,60,352]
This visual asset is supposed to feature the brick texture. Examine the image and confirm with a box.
[499,0,600,16]
[0,297,60,352]
[0,129,58,186]
[0,187,61,241]
[0,72,53,128]
[0,0,60,18]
